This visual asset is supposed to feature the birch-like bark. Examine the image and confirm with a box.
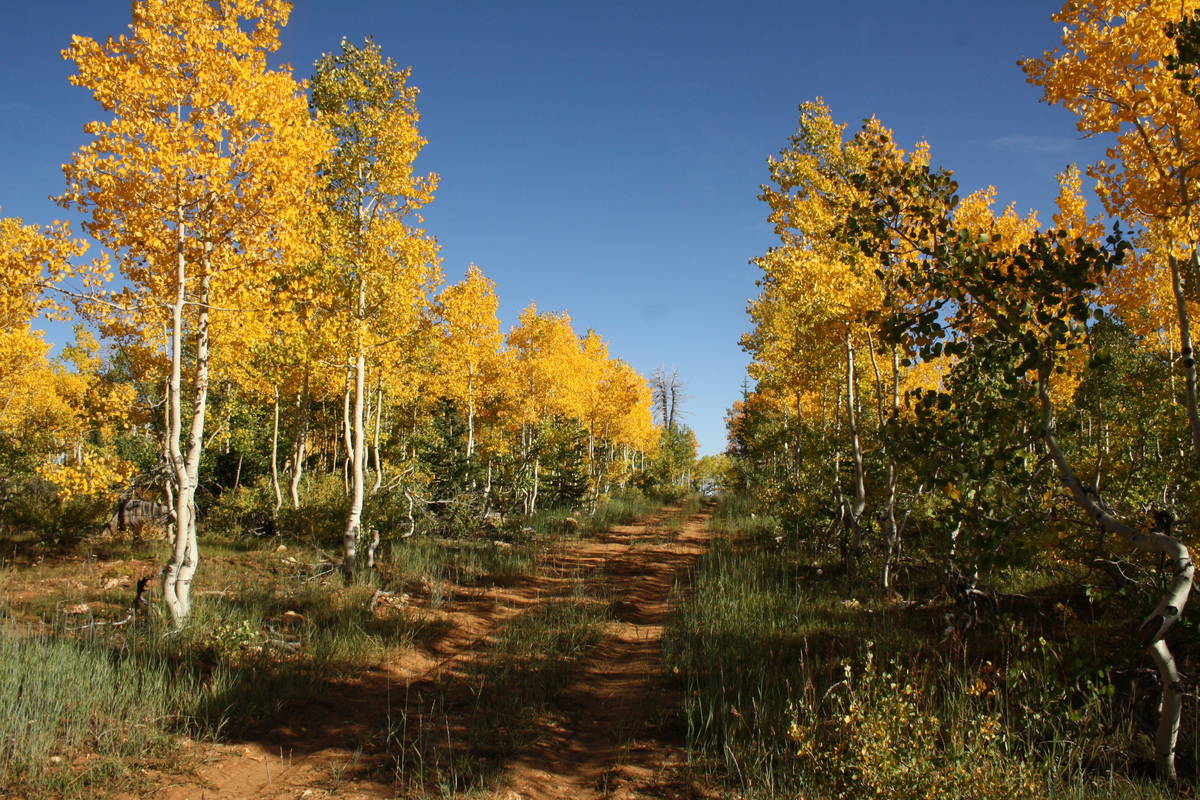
[1039,365,1192,780]
[342,351,366,582]
[1169,253,1200,466]
[521,423,532,514]
[342,275,368,583]
[466,373,476,457]
[341,378,353,494]
[176,257,211,613]
[289,373,309,509]
[372,380,384,492]
[531,457,540,513]
[865,337,901,590]
[484,458,493,512]
[162,215,191,627]
[270,385,282,510]
[844,328,867,573]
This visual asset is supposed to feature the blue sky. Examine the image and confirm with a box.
[1,1,1109,455]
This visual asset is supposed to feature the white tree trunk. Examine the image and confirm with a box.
[1169,253,1200,467]
[289,376,308,509]
[372,380,384,492]
[176,261,211,615]
[844,328,867,572]
[1039,366,1192,780]
[270,385,282,510]
[162,218,191,627]
[467,397,475,458]
[342,379,353,494]
[342,352,366,582]
[343,273,368,582]
[529,456,540,513]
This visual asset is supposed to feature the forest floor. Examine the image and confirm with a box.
[127,504,717,800]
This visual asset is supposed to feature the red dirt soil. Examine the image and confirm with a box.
[141,506,717,800]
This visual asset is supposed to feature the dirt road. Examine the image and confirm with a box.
[154,505,714,800]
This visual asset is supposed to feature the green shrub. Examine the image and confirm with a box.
[789,649,1047,800]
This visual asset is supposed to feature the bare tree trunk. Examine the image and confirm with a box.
[289,373,309,509]
[176,258,211,613]
[466,383,476,458]
[342,377,353,495]
[1038,364,1192,780]
[946,520,963,577]
[531,457,540,513]
[163,224,208,628]
[372,380,384,492]
[162,217,191,627]
[343,273,368,583]
[365,527,380,570]
[342,351,366,583]
[270,385,282,510]
[521,423,534,514]
[1169,253,1200,466]
[866,336,901,590]
[844,328,867,574]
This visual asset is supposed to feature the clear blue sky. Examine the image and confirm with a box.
[1,1,1108,455]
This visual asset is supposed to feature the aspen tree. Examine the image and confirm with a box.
[503,304,586,513]
[310,38,440,582]
[1024,0,1200,468]
[61,0,330,625]
[434,265,503,458]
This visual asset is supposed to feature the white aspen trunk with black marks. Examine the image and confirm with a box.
[372,380,384,492]
[270,385,282,510]
[342,350,366,582]
[792,392,804,481]
[864,339,901,590]
[521,423,532,514]
[466,372,476,458]
[1038,365,1192,781]
[531,457,540,513]
[844,328,867,573]
[178,257,212,605]
[343,268,369,583]
[604,438,615,496]
[588,429,600,513]
[484,458,493,509]
[289,373,310,509]
[162,216,192,627]
[342,377,353,494]
[363,374,374,483]
[1169,253,1200,466]
[946,520,963,578]
[365,527,380,570]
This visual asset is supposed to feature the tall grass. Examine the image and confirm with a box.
[0,481,671,797]
[389,592,612,796]
[0,623,188,797]
[663,494,1177,800]
[0,570,451,798]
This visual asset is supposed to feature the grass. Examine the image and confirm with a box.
[663,494,1182,800]
[465,594,612,755]
[386,590,613,797]
[0,622,188,797]
[0,487,677,798]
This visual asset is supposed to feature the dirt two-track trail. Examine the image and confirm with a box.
[151,505,716,800]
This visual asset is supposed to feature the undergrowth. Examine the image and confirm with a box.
[663,494,1181,800]
[0,487,673,797]
[388,588,614,796]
